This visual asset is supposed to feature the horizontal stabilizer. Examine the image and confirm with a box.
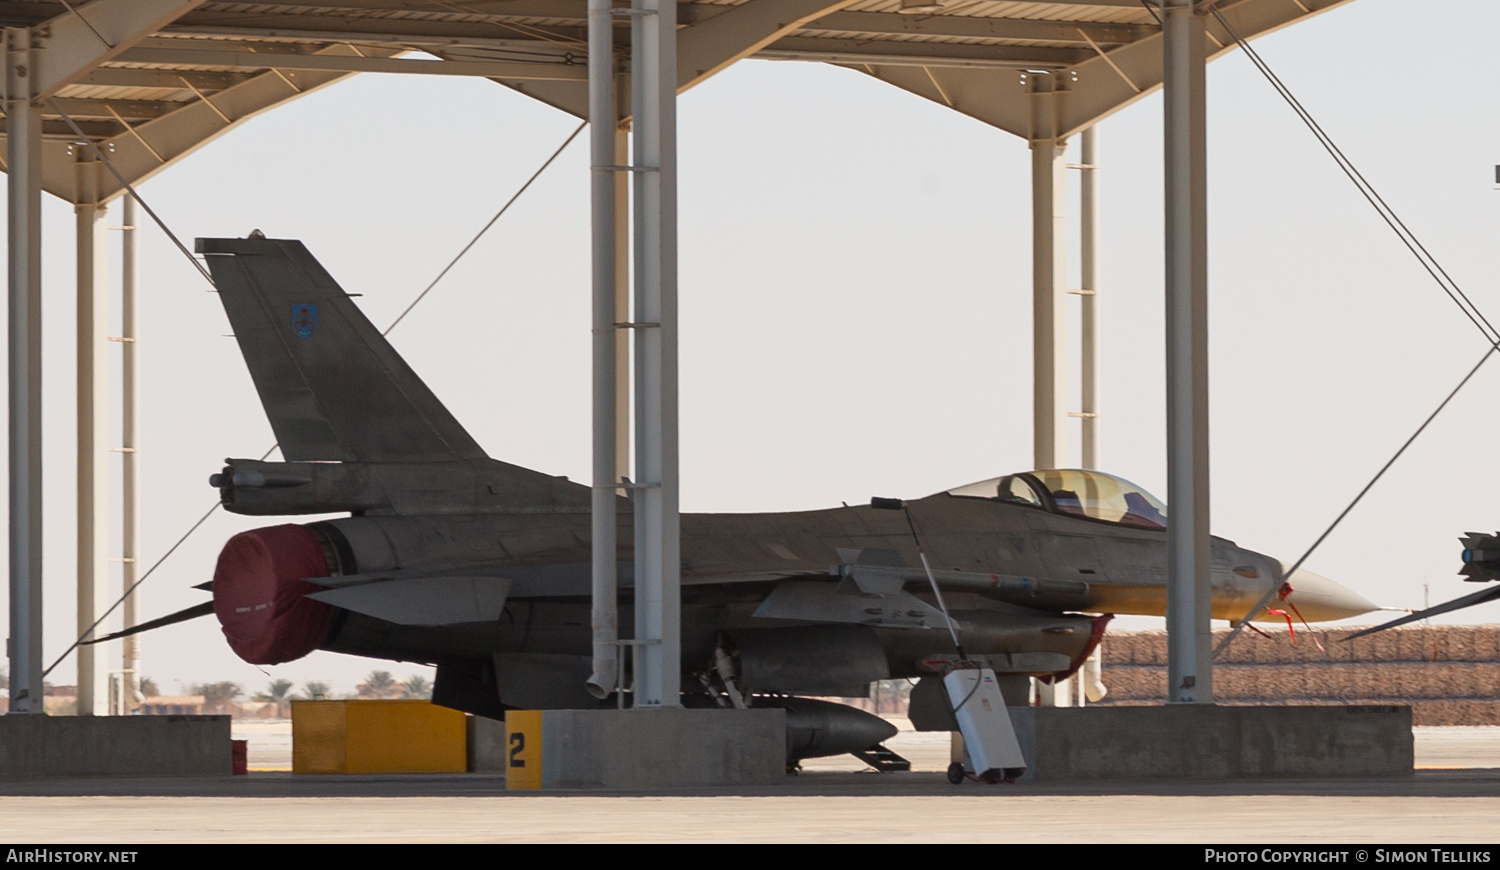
[1343,584,1500,641]
[81,601,215,645]
[307,575,512,626]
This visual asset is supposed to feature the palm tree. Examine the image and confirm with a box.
[402,675,433,700]
[357,670,399,699]
[253,679,295,717]
[191,681,243,714]
[296,681,332,701]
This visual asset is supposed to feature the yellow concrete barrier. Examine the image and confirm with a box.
[292,699,467,774]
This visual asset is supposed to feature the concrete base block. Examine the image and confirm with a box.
[506,708,785,789]
[468,714,508,773]
[0,715,232,778]
[1005,705,1412,781]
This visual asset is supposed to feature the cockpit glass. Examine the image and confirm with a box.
[944,475,1043,507]
[997,475,1044,507]
[945,469,1168,529]
[1032,469,1168,528]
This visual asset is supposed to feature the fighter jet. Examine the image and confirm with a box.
[103,236,1377,763]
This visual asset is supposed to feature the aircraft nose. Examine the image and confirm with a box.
[1279,564,1377,622]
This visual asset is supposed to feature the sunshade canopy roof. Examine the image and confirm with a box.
[0,0,1351,202]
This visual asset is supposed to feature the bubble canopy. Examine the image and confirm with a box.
[945,469,1169,530]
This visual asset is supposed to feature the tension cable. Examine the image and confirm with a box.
[1209,7,1500,656]
[1209,7,1500,344]
[52,102,216,288]
[383,120,585,335]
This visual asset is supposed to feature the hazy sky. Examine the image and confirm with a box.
[6,0,1500,696]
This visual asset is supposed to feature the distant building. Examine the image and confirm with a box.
[230,700,280,719]
[43,684,77,715]
[139,695,206,715]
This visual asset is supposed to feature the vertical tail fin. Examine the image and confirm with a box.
[199,236,486,463]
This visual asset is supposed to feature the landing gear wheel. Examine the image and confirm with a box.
[946,762,966,785]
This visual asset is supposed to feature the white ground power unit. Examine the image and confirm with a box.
[943,667,1027,784]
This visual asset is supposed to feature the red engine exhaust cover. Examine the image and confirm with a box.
[212,524,335,665]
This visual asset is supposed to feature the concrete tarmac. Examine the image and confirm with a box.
[2,774,1499,843]
[2,726,1497,843]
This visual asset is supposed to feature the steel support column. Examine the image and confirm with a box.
[6,27,44,714]
[586,0,620,700]
[1079,126,1099,470]
[120,196,141,710]
[613,125,630,486]
[75,152,109,715]
[1163,0,1211,704]
[1029,74,1067,471]
[631,0,680,708]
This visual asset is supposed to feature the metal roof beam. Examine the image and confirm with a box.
[677,0,857,92]
[33,0,207,98]
[1055,0,1353,135]
[49,97,176,120]
[851,64,1031,133]
[164,22,585,49]
[1,43,397,201]
[1020,0,1157,6]
[127,35,314,55]
[493,73,589,119]
[116,46,586,81]
[848,0,1354,139]
[77,67,250,90]
[162,6,1158,50]
[0,1,47,27]
[168,1,718,27]
[0,119,118,138]
[762,38,1087,69]
[497,0,868,123]
[801,12,1155,45]
[184,0,581,12]
[499,5,1094,115]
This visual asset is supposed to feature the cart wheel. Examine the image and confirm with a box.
[946,762,966,785]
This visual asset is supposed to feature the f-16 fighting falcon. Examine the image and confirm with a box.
[102,235,1377,764]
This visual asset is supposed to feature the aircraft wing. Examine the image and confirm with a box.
[305,573,513,626]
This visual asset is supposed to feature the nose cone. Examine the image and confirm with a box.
[1279,564,1378,622]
